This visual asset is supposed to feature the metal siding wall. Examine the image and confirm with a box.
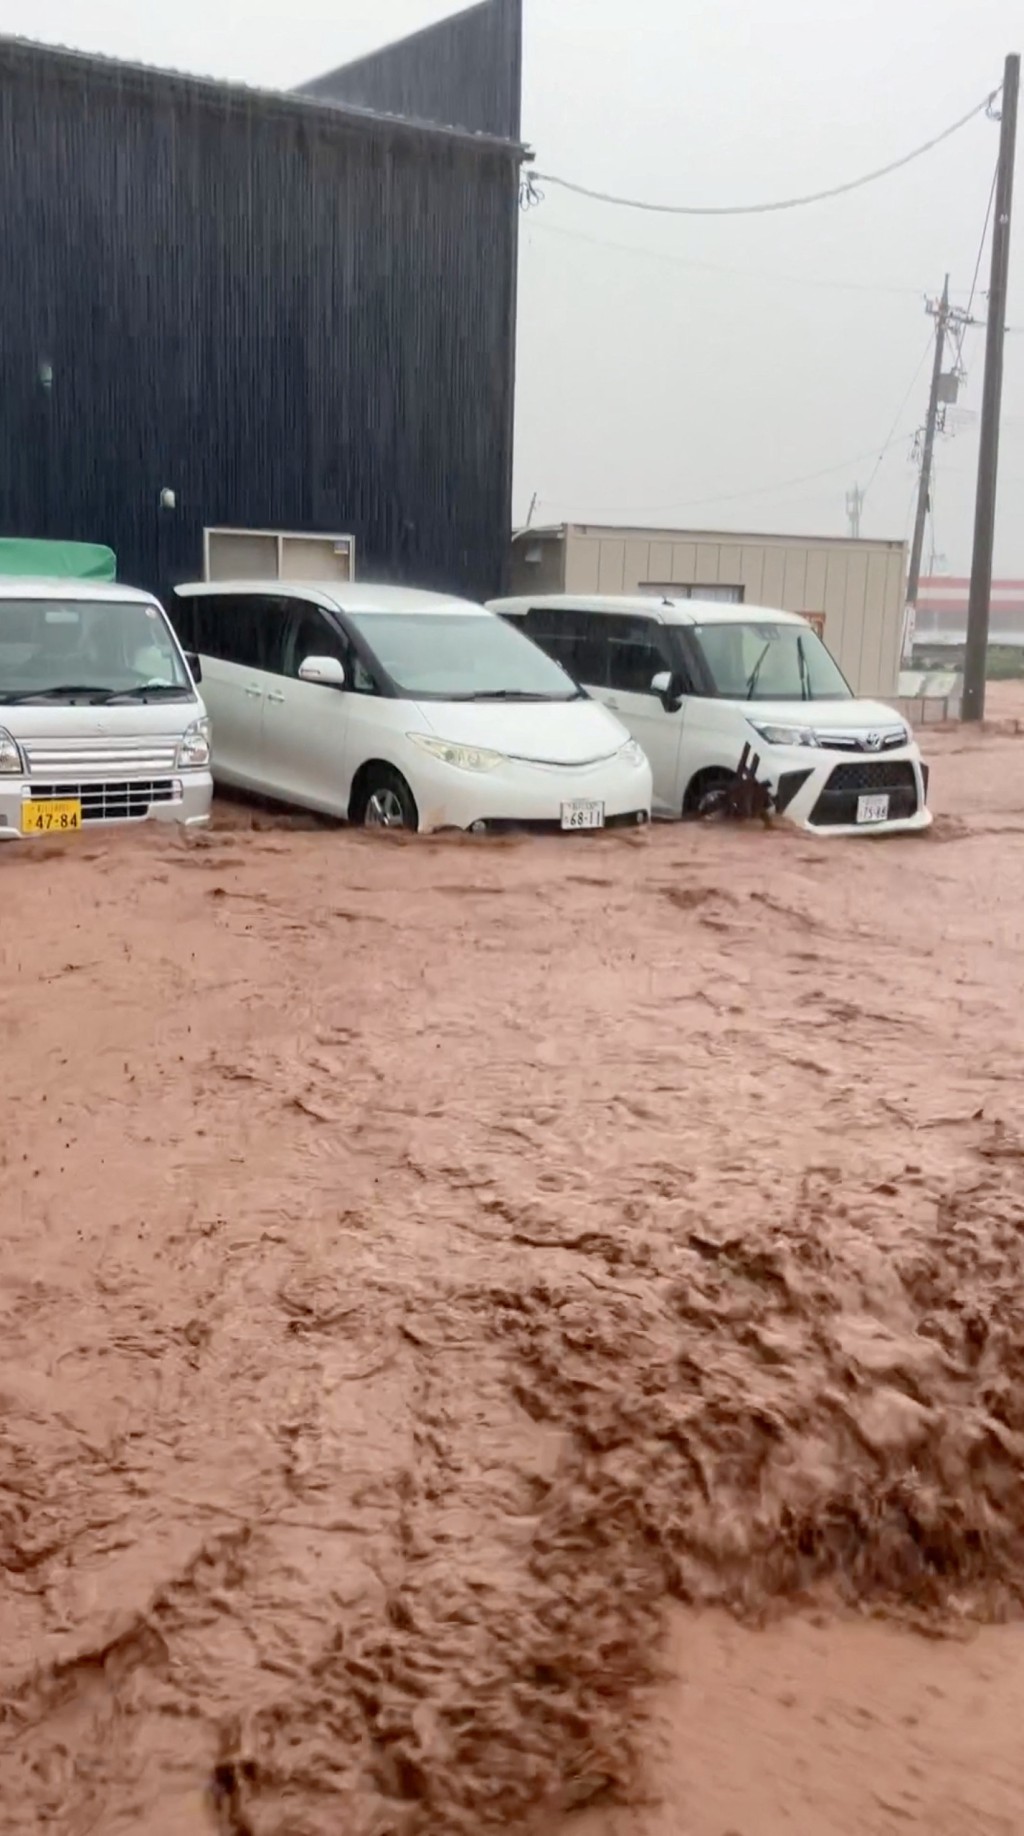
[694,542,719,583]
[0,49,518,606]
[861,549,891,695]
[508,535,565,595]
[566,536,602,592]
[838,551,869,687]
[804,547,829,621]
[715,543,743,585]
[738,548,767,601]
[597,539,626,592]
[759,546,787,606]
[299,0,522,141]
[881,549,906,692]
[781,547,808,609]
[646,541,673,581]
[623,538,650,589]
[669,544,698,585]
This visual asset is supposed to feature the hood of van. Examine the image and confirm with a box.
[745,697,906,735]
[412,696,630,766]
[2,698,205,773]
[2,699,202,740]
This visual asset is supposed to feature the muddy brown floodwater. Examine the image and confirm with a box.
[4,690,1024,1835]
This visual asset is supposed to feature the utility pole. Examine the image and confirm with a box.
[904,278,974,663]
[906,277,951,624]
[845,484,864,538]
[962,52,1020,722]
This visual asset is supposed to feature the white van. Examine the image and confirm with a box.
[489,595,931,835]
[171,581,652,832]
[0,580,212,840]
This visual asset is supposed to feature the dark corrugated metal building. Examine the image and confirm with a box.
[0,0,525,603]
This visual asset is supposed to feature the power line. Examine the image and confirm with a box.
[524,217,929,297]
[547,428,917,523]
[953,159,999,370]
[966,164,999,319]
[524,87,999,218]
[862,332,936,502]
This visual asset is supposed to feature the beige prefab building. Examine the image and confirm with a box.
[509,523,908,698]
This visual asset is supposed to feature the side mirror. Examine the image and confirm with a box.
[299,655,346,688]
[651,669,683,710]
[184,651,202,684]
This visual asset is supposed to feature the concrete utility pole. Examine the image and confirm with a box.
[906,277,951,624]
[845,484,864,538]
[962,52,1020,722]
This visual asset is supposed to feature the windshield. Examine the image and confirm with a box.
[0,598,192,702]
[692,621,852,702]
[347,611,582,701]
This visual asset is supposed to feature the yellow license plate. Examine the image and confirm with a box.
[21,799,83,834]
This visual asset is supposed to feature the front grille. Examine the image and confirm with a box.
[827,761,917,793]
[508,754,621,772]
[815,729,906,753]
[24,739,179,774]
[28,780,178,822]
[809,760,918,828]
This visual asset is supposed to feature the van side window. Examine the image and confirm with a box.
[525,607,608,687]
[605,615,676,696]
[284,604,376,693]
[186,594,286,672]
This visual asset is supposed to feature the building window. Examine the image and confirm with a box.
[639,583,745,603]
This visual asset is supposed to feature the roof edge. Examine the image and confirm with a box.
[0,33,530,159]
[518,521,907,551]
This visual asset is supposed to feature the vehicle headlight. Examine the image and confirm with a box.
[407,734,505,772]
[618,738,647,767]
[0,727,25,774]
[176,718,211,768]
[749,721,820,747]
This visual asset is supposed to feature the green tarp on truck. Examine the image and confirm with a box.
[0,539,116,581]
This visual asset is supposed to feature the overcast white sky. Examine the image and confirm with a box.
[1,0,1021,571]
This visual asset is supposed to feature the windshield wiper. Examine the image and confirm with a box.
[0,684,112,704]
[796,635,812,702]
[744,643,772,700]
[456,688,580,702]
[98,684,188,702]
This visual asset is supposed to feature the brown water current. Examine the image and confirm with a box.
[4,689,1024,1832]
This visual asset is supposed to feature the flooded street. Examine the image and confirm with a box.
[4,694,1024,1833]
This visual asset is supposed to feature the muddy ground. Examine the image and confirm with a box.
[4,691,1024,1834]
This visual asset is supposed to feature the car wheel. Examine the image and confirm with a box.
[684,770,734,820]
[360,767,419,831]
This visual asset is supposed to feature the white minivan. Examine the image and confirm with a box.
[489,595,931,835]
[0,580,212,840]
[171,581,651,833]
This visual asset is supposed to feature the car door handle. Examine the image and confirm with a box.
[245,685,262,699]
[606,698,621,711]
[266,691,285,705]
